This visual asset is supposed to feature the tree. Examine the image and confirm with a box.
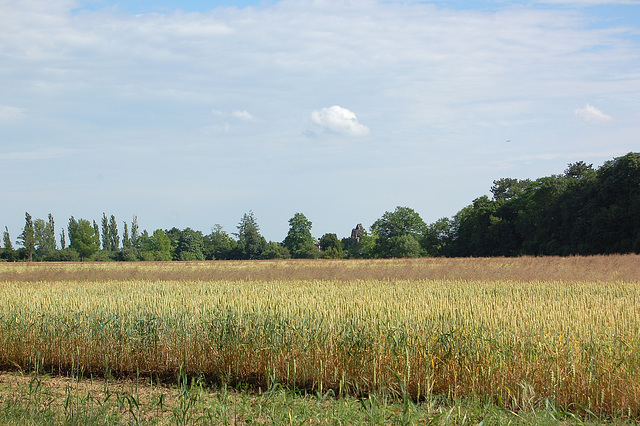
[283,213,320,259]
[32,216,56,260]
[319,233,345,259]
[136,230,154,261]
[34,218,46,260]
[564,161,594,180]
[389,234,421,258]
[93,220,100,249]
[235,211,267,260]
[44,214,56,258]
[176,228,205,261]
[204,225,237,260]
[2,226,15,261]
[108,215,119,252]
[18,212,35,261]
[371,206,427,258]
[68,217,99,261]
[131,216,139,248]
[101,213,109,251]
[260,242,290,259]
[151,229,172,260]
[60,229,66,249]
[490,178,531,202]
[122,222,130,248]
[422,217,452,257]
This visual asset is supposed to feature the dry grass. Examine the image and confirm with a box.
[1,254,639,282]
[1,255,639,418]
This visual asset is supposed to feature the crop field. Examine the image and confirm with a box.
[1,256,639,423]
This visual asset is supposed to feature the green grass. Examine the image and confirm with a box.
[2,370,635,425]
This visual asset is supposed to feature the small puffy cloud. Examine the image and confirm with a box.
[311,106,370,137]
[232,110,253,121]
[574,104,613,123]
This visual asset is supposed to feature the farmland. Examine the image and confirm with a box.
[1,256,639,424]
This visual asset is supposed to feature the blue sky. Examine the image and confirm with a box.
[2,0,639,244]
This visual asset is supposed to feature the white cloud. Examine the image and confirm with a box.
[232,110,254,121]
[212,109,254,120]
[574,103,613,123]
[311,106,370,137]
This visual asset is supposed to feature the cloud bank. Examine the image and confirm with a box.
[311,106,370,137]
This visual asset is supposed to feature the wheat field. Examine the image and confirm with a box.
[1,256,639,417]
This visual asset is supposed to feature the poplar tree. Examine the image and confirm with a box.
[2,226,14,261]
[18,212,35,261]
[45,214,56,253]
[108,215,119,252]
[93,220,100,248]
[101,213,109,251]
[131,216,139,248]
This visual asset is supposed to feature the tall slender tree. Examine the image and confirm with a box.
[101,213,109,251]
[2,226,14,261]
[45,214,56,254]
[93,220,100,249]
[18,212,35,261]
[60,229,66,249]
[108,215,119,252]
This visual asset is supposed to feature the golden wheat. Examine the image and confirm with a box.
[0,256,639,417]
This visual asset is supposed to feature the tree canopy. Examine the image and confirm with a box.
[4,152,639,261]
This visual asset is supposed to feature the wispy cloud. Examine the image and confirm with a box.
[574,103,613,123]
[0,105,25,124]
[311,106,370,137]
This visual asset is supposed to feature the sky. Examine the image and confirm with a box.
[1,0,639,244]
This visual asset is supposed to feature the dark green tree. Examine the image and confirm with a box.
[44,214,56,258]
[68,217,100,261]
[235,211,267,260]
[260,242,290,259]
[136,230,154,261]
[389,234,421,258]
[93,220,100,249]
[122,222,130,248]
[590,152,640,253]
[490,178,531,202]
[176,228,205,261]
[101,213,109,251]
[131,216,139,248]
[108,215,119,252]
[2,226,15,261]
[151,229,172,261]
[165,227,182,259]
[564,161,594,180]
[32,216,56,260]
[371,206,427,258]
[283,213,320,259]
[34,218,46,260]
[318,233,345,259]
[204,224,237,260]
[18,212,35,261]
[422,217,452,257]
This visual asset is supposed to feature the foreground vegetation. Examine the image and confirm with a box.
[1,257,639,423]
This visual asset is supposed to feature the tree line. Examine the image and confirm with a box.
[2,152,638,262]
